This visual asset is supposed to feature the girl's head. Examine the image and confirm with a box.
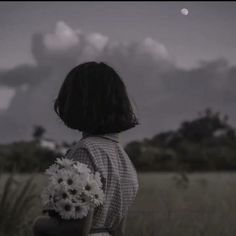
[54,61,139,135]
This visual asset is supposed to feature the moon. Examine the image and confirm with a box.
[181,8,189,16]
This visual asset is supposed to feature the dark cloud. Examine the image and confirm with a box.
[0,64,51,87]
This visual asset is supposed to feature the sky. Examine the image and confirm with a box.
[0,1,236,145]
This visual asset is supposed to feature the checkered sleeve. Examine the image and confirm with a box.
[65,147,96,173]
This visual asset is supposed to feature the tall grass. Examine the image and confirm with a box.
[0,172,38,236]
[1,172,236,235]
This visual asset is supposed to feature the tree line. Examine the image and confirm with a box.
[125,108,236,172]
[1,108,236,172]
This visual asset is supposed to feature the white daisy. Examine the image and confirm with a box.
[67,186,84,201]
[83,175,105,206]
[50,183,70,204]
[59,169,84,190]
[50,169,66,187]
[73,163,91,186]
[55,198,75,220]
[41,185,55,209]
[83,177,101,198]
[73,192,91,205]
[92,187,105,206]
[94,171,103,188]
[75,174,89,189]
[73,162,91,176]
[45,163,60,176]
[55,157,75,169]
[74,203,90,219]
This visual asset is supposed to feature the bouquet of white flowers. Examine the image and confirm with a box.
[41,157,105,220]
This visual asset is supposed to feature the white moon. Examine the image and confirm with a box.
[181,8,189,16]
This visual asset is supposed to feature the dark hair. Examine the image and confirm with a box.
[54,61,139,135]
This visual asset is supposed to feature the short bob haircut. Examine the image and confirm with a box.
[54,61,139,135]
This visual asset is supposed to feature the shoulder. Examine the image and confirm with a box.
[65,137,102,161]
[76,136,103,148]
[66,138,107,188]
[74,136,109,157]
[64,138,98,171]
[66,137,95,155]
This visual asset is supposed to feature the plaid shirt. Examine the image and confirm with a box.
[65,132,139,232]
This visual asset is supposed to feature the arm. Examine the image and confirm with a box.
[34,147,97,236]
[66,146,97,172]
[82,207,94,236]
[113,216,127,236]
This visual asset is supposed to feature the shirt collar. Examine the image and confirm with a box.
[82,132,120,143]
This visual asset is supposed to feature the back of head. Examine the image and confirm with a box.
[54,61,139,135]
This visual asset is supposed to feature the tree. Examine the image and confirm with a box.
[32,125,46,141]
[177,108,231,143]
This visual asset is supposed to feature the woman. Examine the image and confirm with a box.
[33,61,140,236]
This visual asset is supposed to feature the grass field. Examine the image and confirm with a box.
[1,172,236,236]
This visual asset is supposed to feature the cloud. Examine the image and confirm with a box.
[0,21,235,145]
[139,37,168,60]
[0,64,51,87]
[86,32,109,51]
[31,21,170,68]
[0,86,15,110]
[0,64,51,110]
[43,21,80,51]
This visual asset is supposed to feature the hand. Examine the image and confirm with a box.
[33,215,85,236]
[33,207,94,236]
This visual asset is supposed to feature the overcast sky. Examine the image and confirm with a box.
[1,2,236,69]
[0,2,236,145]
